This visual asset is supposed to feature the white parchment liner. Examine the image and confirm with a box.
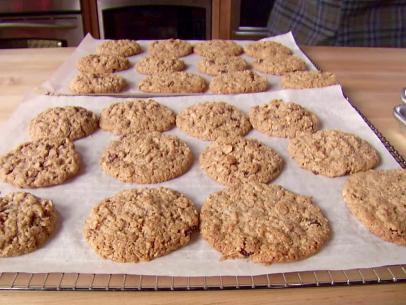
[0,86,404,276]
[40,32,317,97]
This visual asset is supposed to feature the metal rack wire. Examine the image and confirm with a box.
[0,265,405,291]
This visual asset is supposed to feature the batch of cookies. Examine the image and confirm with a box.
[1,38,404,267]
[69,38,338,94]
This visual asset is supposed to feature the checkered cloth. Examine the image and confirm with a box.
[267,0,406,47]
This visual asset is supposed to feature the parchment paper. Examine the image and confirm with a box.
[0,86,405,276]
[40,32,317,97]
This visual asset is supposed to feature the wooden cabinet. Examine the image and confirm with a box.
[213,0,274,40]
[80,0,273,40]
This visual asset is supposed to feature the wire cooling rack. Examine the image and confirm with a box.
[2,73,405,292]
[0,95,404,292]
[0,265,405,291]
[0,97,404,292]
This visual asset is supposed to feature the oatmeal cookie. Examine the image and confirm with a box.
[201,182,330,263]
[84,187,199,262]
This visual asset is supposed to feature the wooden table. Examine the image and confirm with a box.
[0,46,405,304]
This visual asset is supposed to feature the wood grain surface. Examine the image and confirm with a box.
[0,46,405,304]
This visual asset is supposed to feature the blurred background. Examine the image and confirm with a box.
[0,0,404,49]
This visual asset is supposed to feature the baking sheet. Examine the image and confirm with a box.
[40,32,317,97]
[0,85,405,276]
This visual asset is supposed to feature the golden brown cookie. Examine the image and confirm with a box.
[0,138,81,188]
[100,99,176,135]
[29,106,99,141]
[244,41,292,58]
[194,40,243,58]
[100,132,193,183]
[198,56,248,76]
[342,169,406,245]
[149,39,192,58]
[135,55,185,74]
[200,136,283,186]
[201,182,330,263]
[252,54,307,75]
[96,39,142,57]
[0,192,57,257]
[249,99,320,138]
[282,71,338,89]
[84,187,199,262]
[288,130,380,177]
[138,72,207,94]
[176,101,252,141]
[70,73,127,94]
[209,71,268,94]
[77,54,130,74]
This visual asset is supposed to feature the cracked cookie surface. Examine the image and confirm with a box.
[198,56,248,76]
[149,39,192,58]
[288,130,379,177]
[252,54,307,75]
[96,39,142,57]
[342,169,406,245]
[200,136,283,186]
[84,187,199,262]
[70,73,127,94]
[135,55,185,74]
[282,71,338,89]
[100,99,175,135]
[29,106,99,141]
[194,40,243,58]
[0,192,57,257]
[138,72,207,93]
[77,54,130,74]
[0,138,80,188]
[249,99,320,138]
[209,71,268,94]
[176,101,252,141]
[100,132,193,183]
[244,41,292,58]
[200,182,330,264]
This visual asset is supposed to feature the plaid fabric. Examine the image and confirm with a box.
[267,0,406,47]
